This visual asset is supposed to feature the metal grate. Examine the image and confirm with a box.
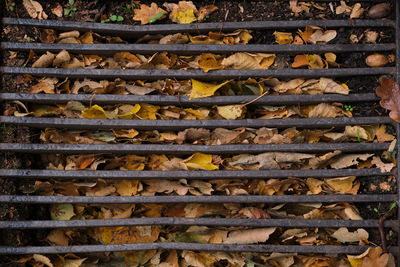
[0,0,399,261]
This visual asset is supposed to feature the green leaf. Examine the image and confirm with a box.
[68,0,75,5]
[389,202,397,211]
[64,9,71,15]
[117,16,124,22]
[110,15,117,21]
[50,204,75,220]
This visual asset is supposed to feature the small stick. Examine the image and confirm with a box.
[94,4,107,22]
[241,89,269,107]
[378,207,396,253]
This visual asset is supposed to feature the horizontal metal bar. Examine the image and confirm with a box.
[0,67,395,80]
[0,168,394,180]
[0,116,394,130]
[2,18,395,38]
[0,194,396,204]
[0,218,397,230]
[0,143,390,154]
[1,42,395,55]
[0,243,397,255]
[0,93,380,106]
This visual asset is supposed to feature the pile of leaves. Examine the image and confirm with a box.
[40,124,395,145]
[28,49,343,71]
[9,100,353,120]
[133,1,218,24]
[18,247,395,267]
[26,77,350,97]
[41,151,395,173]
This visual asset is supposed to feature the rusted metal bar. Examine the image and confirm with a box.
[0,116,394,130]
[0,67,395,80]
[1,42,395,55]
[0,194,396,204]
[0,218,397,230]
[0,142,390,154]
[0,93,380,106]
[0,168,394,180]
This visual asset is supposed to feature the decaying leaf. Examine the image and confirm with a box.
[164,1,198,24]
[221,52,275,69]
[23,0,47,19]
[133,3,167,24]
[330,154,373,169]
[197,54,223,73]
[375,77,400,122]
[197,5,218,21]
[32,52,55,68]
[223,228,276,244]
[371,156,395,172]
[50,203,75,220]
[273,32,293,45]
[217,105,246,119]
[33,254,53,267]
[331,227,368,244]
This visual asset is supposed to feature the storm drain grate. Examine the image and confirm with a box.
[0,0,399,261]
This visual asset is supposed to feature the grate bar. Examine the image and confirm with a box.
[0,67,395,80]
[0,143,390,154]
[0,194,396,204]
[0,116,394,130]
[2,18,395,38]
[0,168,393,180]
[0,93,380,106]
[1,42,395,55]
[0,243,398,255]
[0,218,397,230]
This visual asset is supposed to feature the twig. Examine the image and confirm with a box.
[241,89,269,107]
[94,4,107,22]
[378,207,396,253]
[218,10,229,34]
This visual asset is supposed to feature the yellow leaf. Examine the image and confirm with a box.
[273,32,293,44]
[347,256,364,267]
[82,105,107,119]
[124,155,146,171]
[184,153,218,170]
[197,54,223,72]
[117,104,141,119]
[136,104,159,120]
[166,1,198,24]
[115,180,139,196]
[190,79,231,99]
[184,108,208,119]
[124,250,157,266]
[217,105,246,120]
[221,52,275,70]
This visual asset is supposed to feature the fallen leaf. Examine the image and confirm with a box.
[53,50,71,67]
[197,53,223,73]
[33,254,53,267]
[23,0,47,19]
[375,77,400,122]
[82,105,108,119]
[331,228,368,244]
[223,228,276,244]
[221,52,275,69]
[336,1,352,14]
[308,30,337,44]
[63,258,86,267]
[344,126,368,140]
[165,1,198,24]
[184,153,218,170]
[190,79,231,99]
[330,154,374,169]
[133,3,167,24]
[51,4,63,17]
[273,32,293,44]
[115,180,139,196]
[307,103,347,118]
[32,52,55,68]
[50,203,75,220]
[371,156,395,172]
[47,229,69,246]
[289,0,304,16]
[375,125,395,143]
[325,176,358,194]
[29,77,58,94]
[197,5,218,21]
[363,247,389,267]
[350,3,364,19]
[40,29,56,43]
[217,105,246,119]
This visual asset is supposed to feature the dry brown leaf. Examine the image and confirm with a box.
[289,0,304,16]
[331,227,368,244]
[52,4,63,17]
[325,176,358,194]
[198,54,223,72]
[58,31,80,40]
[217,105,246,120]
[223,228,276,244]
[29,78,58,94]
[308,30,337,44]
[32,52,55,68]
[273,32,293,45]
[47,229,69,246]
[336,1,351,14]
[307,103,346,118]
[330,154,373,169]
[197,5,218,21]
[221,53,275,70]
[375,125,395,143]
[23,0,47,19]
[350,3,364,19]
[363,246,389,267]
[133,3,167,24]
[371,156,395,172]
[53,50,71,67]
[344,126,368,140]
[375,77,400,122]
